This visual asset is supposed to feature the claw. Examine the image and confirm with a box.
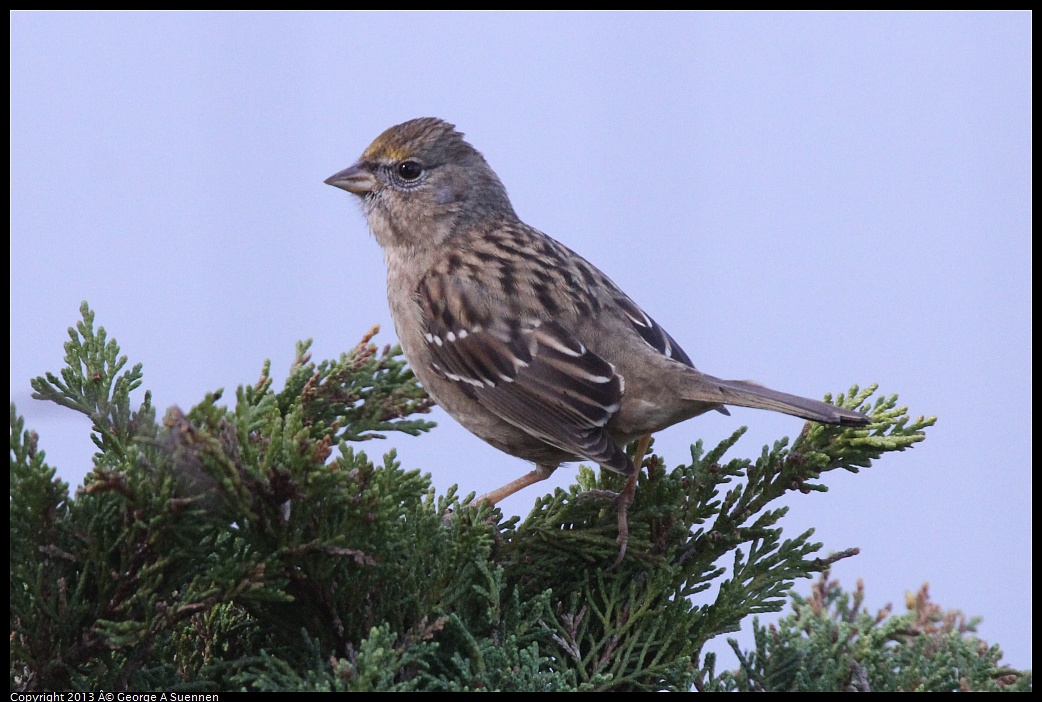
[613,434,652,567]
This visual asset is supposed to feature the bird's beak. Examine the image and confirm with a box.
[324,162,377,195]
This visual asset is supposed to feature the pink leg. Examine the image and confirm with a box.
[477,463,558,506]
[615,435,652,566]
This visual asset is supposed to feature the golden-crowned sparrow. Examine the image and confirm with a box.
[326,118,869,550]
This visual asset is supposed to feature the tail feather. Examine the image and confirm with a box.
[700,377,870,426]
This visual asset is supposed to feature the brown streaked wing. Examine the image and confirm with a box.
[418,272,632,474]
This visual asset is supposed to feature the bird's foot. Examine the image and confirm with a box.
[613,471,638,568]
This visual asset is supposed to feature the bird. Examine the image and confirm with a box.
[325,117,870,557]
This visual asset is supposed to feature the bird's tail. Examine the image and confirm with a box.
[698,376,870,426]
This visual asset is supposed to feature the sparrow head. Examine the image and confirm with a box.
[325,118,515,250]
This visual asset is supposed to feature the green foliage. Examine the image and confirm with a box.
[11,303,1021,691]
[701,574,1032,692]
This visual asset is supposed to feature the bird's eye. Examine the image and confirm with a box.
[397,161,423,181]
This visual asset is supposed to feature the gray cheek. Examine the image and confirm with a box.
[433,184,458,205]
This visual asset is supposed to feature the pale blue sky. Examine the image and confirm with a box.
[11,12,1031,670]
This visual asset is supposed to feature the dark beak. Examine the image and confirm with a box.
[324,162,377,195]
